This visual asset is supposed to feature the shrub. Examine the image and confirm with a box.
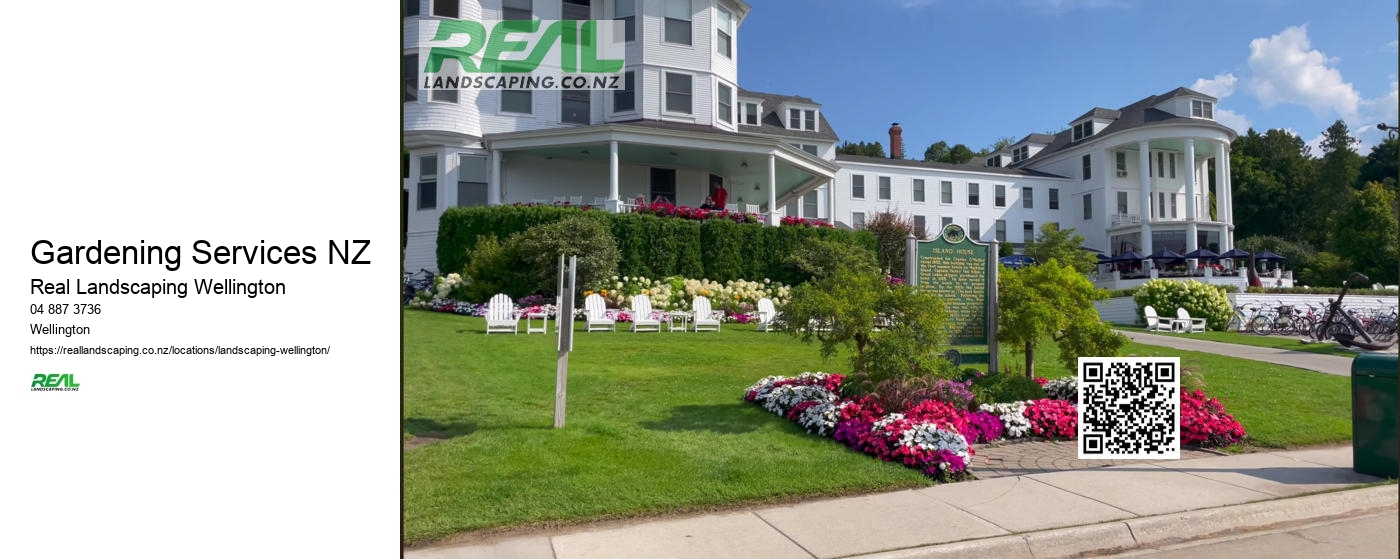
[504,217,620,295]
[929,378,976,410]
[972,372,1046,405]
[1236,235,1315,274]
[1055,322,1129,371]
[461,234,518,302]
[865,210,919,278]
[784,236,879,281]
[1133,279,1233,331]
[1181,389,1246,447]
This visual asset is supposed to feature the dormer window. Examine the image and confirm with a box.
[1191,99,1213,119]
[740,102,759,125]
[1013,145,1029,162]
[1072,121,1094,141]
[987,155,1002,167]
[788,108,816,131]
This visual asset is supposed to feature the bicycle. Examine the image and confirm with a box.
[1226,303,1268,334]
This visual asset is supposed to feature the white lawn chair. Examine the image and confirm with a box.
[725,203,739,212]
[569,195,584,206]
[485,293,520,334]
[1175,307,1207,333]
[584,293,615,332]
[630,294,662,332]
[756,298,778,332]
[1142,305,1175,333]
[745,203,760,214]
[552,196,568,205]
[591,196,607,208]
[692,296,722,332]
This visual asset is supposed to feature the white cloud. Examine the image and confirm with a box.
[1303,132,1327,156]
[1191,73,1237,99]
[1214,108,1253,134]
[1246,25,1362,120]
[1387,39,1399,52]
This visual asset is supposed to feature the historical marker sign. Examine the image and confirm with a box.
[906,225,999,370]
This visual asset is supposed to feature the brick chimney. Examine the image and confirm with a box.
[888,122,904,159]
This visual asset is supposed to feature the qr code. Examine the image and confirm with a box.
[1077,357,1180,460]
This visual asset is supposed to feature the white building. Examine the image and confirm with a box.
[402,1,1238,279]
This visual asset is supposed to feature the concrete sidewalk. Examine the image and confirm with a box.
[405,446,1396,559]
[1122,331,1356,376]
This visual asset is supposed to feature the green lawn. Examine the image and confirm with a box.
[404,310,1353,544]
[1114,326,1361,358]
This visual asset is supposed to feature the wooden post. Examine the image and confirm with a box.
[554,255,576,428]
[987,241,1000,375]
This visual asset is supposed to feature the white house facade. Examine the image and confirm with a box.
[402,1,1238,277]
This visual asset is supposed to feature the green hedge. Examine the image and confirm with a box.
[437,205,876,284]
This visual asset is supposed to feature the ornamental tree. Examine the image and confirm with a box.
[998,260,1125,377]
[1023,223,1098,274]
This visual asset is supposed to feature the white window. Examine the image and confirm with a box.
[405,0,419,17]
[1117,191,1128,215]
[402,53,418,103]
[995,220,1006,242]
[501,90,531,114]
[878,176,891,200]
[913,179,925,203]
[1072,121,1094,141]
[1116,151,1127,177]
[1191,99,1213,119]
[1023,221,1035,242]
[968,183,980,206]
[612,71,635,113]
[802,191,818,218]
[969,218,981,240]
[1170,194,1178,218]
[995,184,1006,207]
[851,175,865,199]
[433,0,459,18]
[614,0,635,41]
[987,155,1001,167]
[940,181,953,204]
[502,0,530,19]
[741,102,759,125]
[716,83,732,124]
[664,0,691,45]
[1157,152,1165,178]
[852,211,866,229]
[1169,152,1177,179]
[913,215,926,237]
[803,110,816,131]
[417,155,437,210]
[788,108,800,129]
[1049,188,1060,209]
[1013,145,1029,162]
[1083,193,1092,220]
[715,7,732,58]
[1158,192,1166,218]
[942,216,953,228]
[791,144,817,156]
[1082,154,1092,180]
[561,0,589,19]
[1022,187,1033,209]
[431,88,457,103]
[664,72,691,114]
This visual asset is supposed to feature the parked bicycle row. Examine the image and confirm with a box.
[1228,299,1398,339]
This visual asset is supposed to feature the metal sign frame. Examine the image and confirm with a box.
[906,226,999,373]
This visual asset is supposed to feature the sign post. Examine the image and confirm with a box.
[907,224,998,370]
[554,255,576,428]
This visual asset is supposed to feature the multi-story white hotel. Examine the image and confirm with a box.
[403,0,1238,282]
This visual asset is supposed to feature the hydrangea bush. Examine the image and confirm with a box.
[1042,377,1078,403]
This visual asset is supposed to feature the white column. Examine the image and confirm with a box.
[1224,149,1234,226]
[488,149,502,205]
[1137,140,1152,257]
[796,190,805,218]
[1184,138,1198,260]
[607,140,620,212]
[826,181,834,224]
[767,154,779,226]
[1214,141,1229,253]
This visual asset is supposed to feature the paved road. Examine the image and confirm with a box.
[1105,509,1399,558]
[1122,331,1356,376]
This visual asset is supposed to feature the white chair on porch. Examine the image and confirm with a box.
[569,195,584,206]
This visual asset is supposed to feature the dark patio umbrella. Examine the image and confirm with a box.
[999,255,1037,269]
[1146,248,1185,260]
[1255,250,1285,261]
[1183,248,1219,260]
[1111,250,1145,262]
[1095,253,1110,261]
[1218,248,1251,259]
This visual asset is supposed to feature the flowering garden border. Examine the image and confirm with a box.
[744,372,1247,481]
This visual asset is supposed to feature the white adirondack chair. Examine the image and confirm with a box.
[591,196,607,208]
[552,195,568,205]
[692,296,722,332]
[569,195,584,206]
[485,293,520,334]
[1175,307,1207,333]
[584,293,615,332]
[1142,305,1175,332]
[756,298,778,332]
[630,294,662,332]
[744,203,760,214]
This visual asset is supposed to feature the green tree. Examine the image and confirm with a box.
[836,140,887,158]
[1358,137,1398,194]
[1329,182,1399,284]
[1229,128,1315,240]
[1300,251,1352,287]
[944,144,975,164]
[979,136,1016,156]
[784,236,879,281]
[1236,235,1315,278]
[923,141,950,162]
[1023,223,1097,274]
[865,211,919,278]
[504,217,620,296]
[1308,120,1364,247]
[998,261,1123,377]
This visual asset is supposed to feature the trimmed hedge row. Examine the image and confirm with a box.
[437,205,876,285]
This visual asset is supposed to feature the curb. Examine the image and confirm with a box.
[852,484,1398,559]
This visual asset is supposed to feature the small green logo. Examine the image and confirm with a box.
[941,224,967,244]
[31,374,79,391]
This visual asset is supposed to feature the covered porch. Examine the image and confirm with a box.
[483,122,837,225]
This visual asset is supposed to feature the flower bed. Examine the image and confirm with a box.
[744,372,1249,481]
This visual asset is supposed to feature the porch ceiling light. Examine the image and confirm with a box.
[741,160,748,167]
[581,149,590,155]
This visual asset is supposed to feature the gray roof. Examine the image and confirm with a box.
[835,154,1068,179]
[1012,88,1237,168]
[1014,133,1056,146]
[1071,107,1123,123]
[736,88,840,142]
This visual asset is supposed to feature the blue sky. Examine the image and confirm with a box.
[736,0,1398,156]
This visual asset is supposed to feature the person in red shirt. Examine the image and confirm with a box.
[712,180,728,209]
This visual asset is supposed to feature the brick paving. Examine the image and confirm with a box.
[970,439,1224,479]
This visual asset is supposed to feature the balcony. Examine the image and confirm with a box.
[1110,214,1141,226]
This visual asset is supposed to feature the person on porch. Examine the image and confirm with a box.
[712,179,728,209]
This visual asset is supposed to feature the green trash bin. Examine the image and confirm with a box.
[1352,353,1398,478]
